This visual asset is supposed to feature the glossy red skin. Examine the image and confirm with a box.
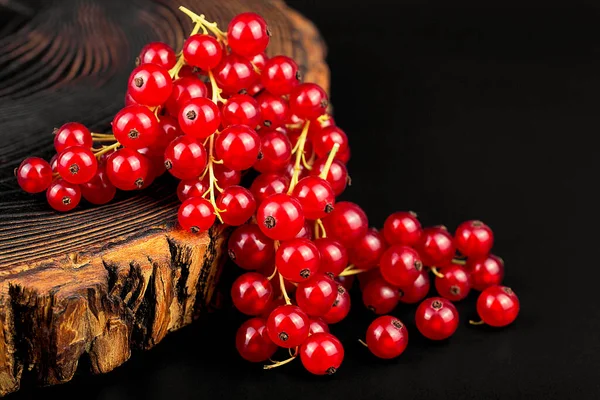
[295,220,314,240]
[476,286,519,327]
[380,245,423,287]
[347,228,387,270]
[112,105,159,149]
[16,157,52,193]
[80,165,116,205]
[415,297,459,340]
[257,193,305,240]
[256,92,290,129]
[183,34,222,70]
[250,173,289,204]
[235,318,277,363]
[250,52,268,71]
[418,227,456,267]
[228,224,274,270]
[292,176,335,221]
[178,97,221,139]
[177,197,215,233]
[127,63,173,106]
[177,178,209,202]
[248,82,265,96]
[214,53,258,94]
[398,271,430,304]
[136,147,165,182]
[53,122,92,153]
[105,148,151,191]
[362,277,400,315]
[434,264,471,301]
[46,179,81,212]
[313,126,349,160]
[266,305,309,348]
[138,42,176,69]
[308,318,330,335]
[221,94,262,128]
[366,316,409,359]
[289,83,328,119]
[227,12,270,57]
[216,185,257,226]
[383,211,423,247]
[322,285,350,324]
[310,157,348,196]
[215,124,261,171]
[322,201,368,247]
[295,273,337,317]
[153,116,183,150]
[454,220,494,259]
[308,115,336,139]
[467,254,505,291]
[275,238,321,283]
[166,77,208,116]
[213,164,241,188]
[261,55,300,96]
[314,238,348,277]
[56,146,97,184]
[300,332,344,375]
[254,130,292,173]
[163,135,207,180]
[231,272,273,316]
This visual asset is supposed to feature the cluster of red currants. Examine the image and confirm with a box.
[14,6,520,377]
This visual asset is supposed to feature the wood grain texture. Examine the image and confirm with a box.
[0,0,329,396]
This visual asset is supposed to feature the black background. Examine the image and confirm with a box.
[8,0,600,399]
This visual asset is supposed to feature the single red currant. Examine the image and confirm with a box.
[215,124,261,171]
[221,94,262,128]
[166,77,208,116]
[347,228,387,270]
[57,145,99,185]
[383,211,423,247]
[415,297,459,340]
[231,272,273,315]
[216,185,257,226]
[322,285,350,324]
[228,224,274,270]
[276,238,321,282]
[80,164,117,205]
[53,122,92,153]
[213,164,241,188]
[164,135,207,179]
[106,148,151,190]
[261,55,300,96]
[127,63,173,106]
[250,173,289,204]
[455,220,494,259]
[308,318,329,335]
[289,83,328,120]
[300,332,344,375]
[292,176,335,220]
[313,126,349,160]
[310,157,348,196]
[138,42,176,69]
[365,316,408,359]
[46,179,81,212]
[398,271,430,304]
[112,105,160,149]
[266,304,309,348]
[177,197,216,233]
[179,97,221,139]
[256,92,289,128]
[418,226,456,267]
[236,318,277,363]
[295,273,337,316]
[362,277,400,315]
[182,34,223,70]
[16,157,52,193]
[467,254,505,291]
[314,238,348,277]
[476,286,519,327]
[227,12,270,57]
[435,264,471,301]
[214,53,258,94]
[254,130,292,173]
[321,201,368,247]
[257,193,305,240]
[380,245,423,287]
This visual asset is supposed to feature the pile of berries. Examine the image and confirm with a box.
[15,7,520,376]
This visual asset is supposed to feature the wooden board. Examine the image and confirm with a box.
[0,0,329,396]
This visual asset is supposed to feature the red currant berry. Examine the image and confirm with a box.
[347,228,387,270]
[256,92,289,128]
[365,316,408,359]
[227,12,270,57]
[250,173,289,204]
[289,83,328,120]
[216,185,256,226]
[322,201,368,247]
[46,179,81,212]
[308,114,335,138]
[80,164,116,205]
[418,226,456,267]
[177,197,215,233]
[236,318,277,363]
[295,273,337,316]
[56,146,97,184]
[127,63,173,106]
[322,285,350,324]
[231,272,273,315]
[53,122,92,153]
[281,159,307,181]
[136,147,165,182]
[214,53,258,94]
[455,220,494,259]
[138,42,176,69]
[176,178,209,202]
[275,238,320,282]
[310,157,348,196]
[362,277,400,315]
[166,77,208,116]
[398,271,430,304]
[383,211,423,247]
[164,135,207,179]
[292,176,335,220]
[106,148,151,190]
[314,238,348,277]
[261,55,300,96]
[313,126,349,160]
[380,245,423,287]
[254,130,292,173]
[112,105,160,150]
[221,94,262,128]
[257,193,305,240]
[228,224,274,270]
[250,52,268,71]
[213,164,241,188]
[308,318,329,335]
[295,220,314,240]
[153,115,183,149]
[415,297,459,340]
[476,286,519,327]
[266,304,309,348]
[468,255,505,291]
[435,264,471,301]
[215,124,261,171]
[16,157,52,193]
[300,332,344,375]
[179,98,221,139]
[248,82,265,96]
[183,34,223,70]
